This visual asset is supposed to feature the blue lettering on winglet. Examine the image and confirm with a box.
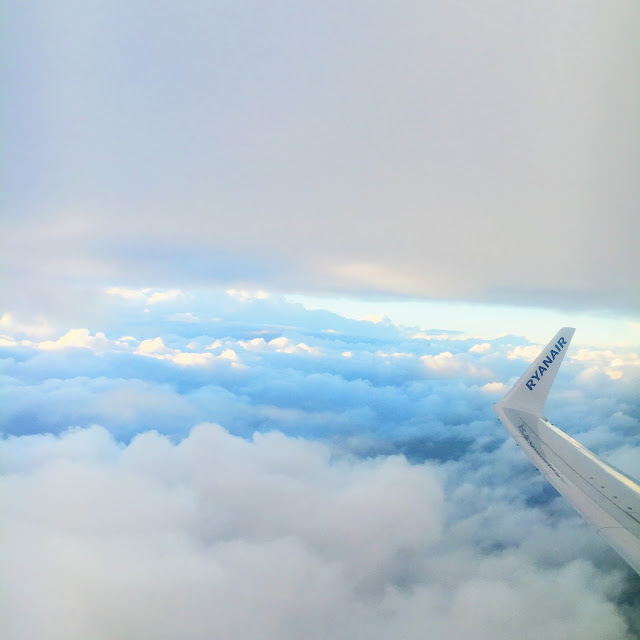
[526,336,567,390]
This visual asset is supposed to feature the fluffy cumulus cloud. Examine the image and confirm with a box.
[1,424,637,640]
[1,290,639,638]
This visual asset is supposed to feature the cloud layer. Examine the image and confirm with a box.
[2,1,639,313]
[2,423,637,640]
[4,0,638,631]
[1,289,639,637]
[2,291,639,460]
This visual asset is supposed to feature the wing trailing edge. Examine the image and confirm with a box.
[493,328,640,575]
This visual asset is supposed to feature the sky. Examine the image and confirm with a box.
[2,1,640,638]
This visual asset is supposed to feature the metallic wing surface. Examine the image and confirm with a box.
[493,328,640,575]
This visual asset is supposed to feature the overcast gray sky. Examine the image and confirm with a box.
[2,0,639,317]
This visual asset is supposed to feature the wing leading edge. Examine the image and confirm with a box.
[493,328,640,575]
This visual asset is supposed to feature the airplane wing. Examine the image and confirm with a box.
[493,327,640,575]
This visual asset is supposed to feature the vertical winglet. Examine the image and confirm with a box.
[497,327,575,416]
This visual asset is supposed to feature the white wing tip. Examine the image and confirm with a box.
[497,327,575,415]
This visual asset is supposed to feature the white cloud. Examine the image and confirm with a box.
[1,293,639,636]
[239,338,269,351]
[226,289,270,301]
[133,337,242,368]
[1,293,636,458]
[0,423,634,640]
[481,382,507,394]
[147,290,182,304]
[38,328,112,353]
[507,345,542,361]
[469,343,491,354]
[421,352,489,378]
[170,351,216,367]
[376,351,414,359]
[105,286,151,301]
[239,336,320,356]
[169,312,200,322]
[0,312,54,339]
[219,349,239,362]
[361,313,389,324]
[413,332,472,342]
[570,348,640,366]
[106,287,183,304]
[136,337,172,356]
[570,348,640,380]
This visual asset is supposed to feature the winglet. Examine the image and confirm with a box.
[496,327,575,416]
